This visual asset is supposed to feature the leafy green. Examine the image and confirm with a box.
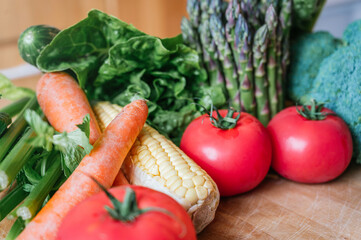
[24,110,93,176]
[0,74,34,101]
[37,9,145,88]
[36,9,225,144]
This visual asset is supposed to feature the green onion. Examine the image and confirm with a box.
[16,154,62,221]
[0,97,30,118]
[0,95,38,162]
[0,185,29,221]
[0,129,37,190]
[5,218,25,240]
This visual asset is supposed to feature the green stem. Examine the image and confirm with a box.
[5,218,25,240]
[0,185,29,221]
[296,99,332,120]
[0,97,30,118]
[266,5,279,117]
[253,25,270,126]
[0,129,37,190]
[0,95,38,162]
[16,155,62,221]
[0,113,11,136]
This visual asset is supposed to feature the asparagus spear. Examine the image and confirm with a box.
[225,0,240,47]
[181,17,209,81]
[187,0,201,27]
[253,25,270,125]
[234,14,256,115]
[199,20,225,89]
[265,5,279,117]
[278,0,292,110]
[210,14,240,108]
[243,0,262,31]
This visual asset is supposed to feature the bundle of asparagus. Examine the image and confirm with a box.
[181,0,292,125]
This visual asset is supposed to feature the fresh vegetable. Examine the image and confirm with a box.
[0,112,11,136]
[0,97,30,118]
[16,154,62,221]
[36,72,101,145]
[287,31,342,101]
[56,185,196,240]
[0,128,37,190]
[0,185,28,221]
[111,170,129,187]
[93,101,220,233]
[31,9,224,145]
[180,107,272,196]
[287,20,361,163]
[17,99,148,240]
[0,96,38,163]
[253,24,270,125]
[267,100,353,183]
[17,25,60,67]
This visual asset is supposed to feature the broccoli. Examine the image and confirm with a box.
[343,19,361,46]
[287,31,343,101]
[289,20,361,163]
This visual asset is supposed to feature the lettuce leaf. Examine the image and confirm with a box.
[36,9,226,144]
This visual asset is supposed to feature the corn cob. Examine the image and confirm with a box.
[93,101,220,233]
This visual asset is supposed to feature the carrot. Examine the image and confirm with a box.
[36,72,101,144]
[112,169,129,186]
[17,99,148,240]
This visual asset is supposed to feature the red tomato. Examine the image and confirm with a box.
[56,185,196,240]
[267,106,353,183]
[180,110,272,196]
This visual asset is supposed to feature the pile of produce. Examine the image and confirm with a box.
[0,1,359,239]
[287,19,361,164]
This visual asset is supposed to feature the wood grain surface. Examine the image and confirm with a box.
[1,76,361,239]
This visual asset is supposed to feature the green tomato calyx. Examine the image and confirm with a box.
[296,99,334,120]
[90,176,179,223]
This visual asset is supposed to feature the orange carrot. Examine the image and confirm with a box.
[112,169,129,186]
[36,72,101,144]
[17,99,148,240]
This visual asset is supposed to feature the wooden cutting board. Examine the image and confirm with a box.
[1,76,361,239]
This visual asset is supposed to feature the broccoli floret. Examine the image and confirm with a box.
[303,42,361,163]
[287,31,343,102]
[343,19,361,46]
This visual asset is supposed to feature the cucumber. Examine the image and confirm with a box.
[18,25,60,67]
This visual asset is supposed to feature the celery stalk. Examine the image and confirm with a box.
[0,185,28,221]
[0,97,30,118]
[0,96,38,162]
[0,129,37,190]
[17,155,62,221]
[5,218,25,240]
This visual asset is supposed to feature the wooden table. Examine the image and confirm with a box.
[1,76,361,239]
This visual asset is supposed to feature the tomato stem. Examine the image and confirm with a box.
[296,99,334,120]
[207,104,241,130]
[90,176,177,223]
